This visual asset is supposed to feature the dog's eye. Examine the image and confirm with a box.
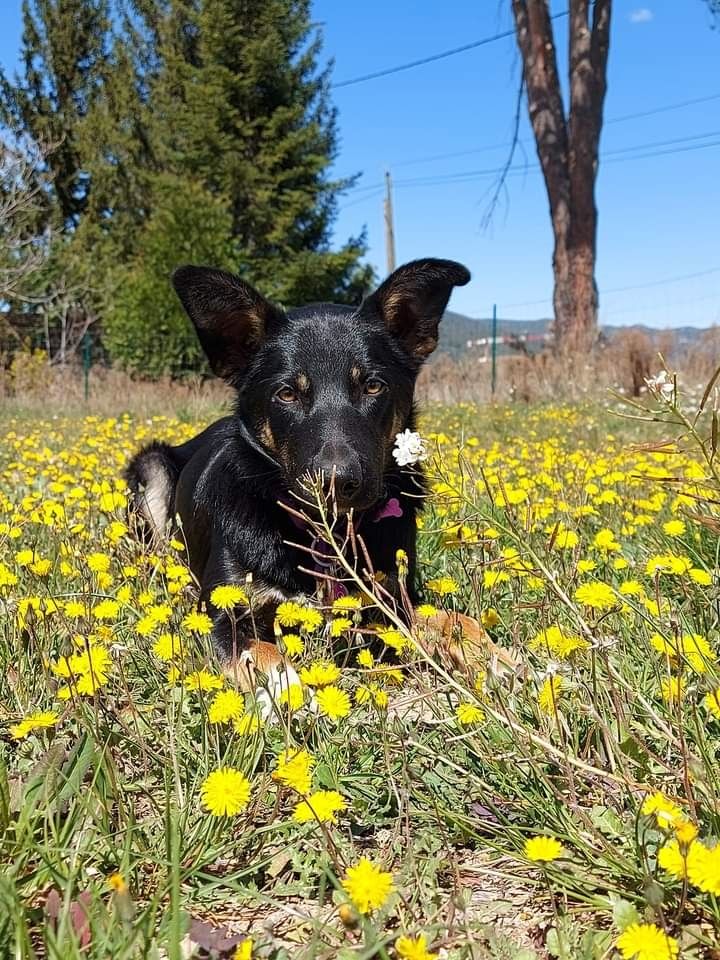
[364,379,386,396]
[275,386,298,404]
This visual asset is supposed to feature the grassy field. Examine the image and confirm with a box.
[2,380,720,959]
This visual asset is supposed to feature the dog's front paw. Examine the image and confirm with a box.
[223,640,302,721]
[416,610,523,680]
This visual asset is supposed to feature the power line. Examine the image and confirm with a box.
[504,266,720,311]
[605,91,720,126]
[602,291,720,318]
[390,92,720,171]
[343,128,720,195]
[338,136,720,214]
[331,12,569,89]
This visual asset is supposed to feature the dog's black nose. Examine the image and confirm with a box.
[312,440,363,505]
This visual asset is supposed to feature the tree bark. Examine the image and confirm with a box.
[511,0,611,353]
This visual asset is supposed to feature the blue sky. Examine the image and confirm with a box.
[1,1,719,326]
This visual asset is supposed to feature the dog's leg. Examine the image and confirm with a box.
[125,442,180,540]
[202,545,302,719]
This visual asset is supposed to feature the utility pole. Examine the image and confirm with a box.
[384,170,396,274]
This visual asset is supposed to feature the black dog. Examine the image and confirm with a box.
[126,258,470,672]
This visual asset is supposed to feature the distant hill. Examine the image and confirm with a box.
[437,311,708,359]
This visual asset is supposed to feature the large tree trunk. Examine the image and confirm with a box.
[511,0,611,354]
[552,224,598,352]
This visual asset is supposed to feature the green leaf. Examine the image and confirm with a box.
[610,894,641,932]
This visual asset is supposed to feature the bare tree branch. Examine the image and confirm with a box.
[0,136,53,303]
[482,71,526,229]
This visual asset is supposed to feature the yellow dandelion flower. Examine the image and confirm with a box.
[538,676,563,715]
[276,601,320,629]
[278,683,304,710]
[210,584,249,610]
[524,836,564,862]
[703,688,720,719]
[87,552,111,574]
[330,617,352,637]
[455,702,485,725]
[341,858,394,914]
[686,841,720,895]
[674,819,699,845]
[425,576,458,595]
[99,490,127,512]
[292,790,347,824]
[530,625,589,659]
[357,649,374,668]
[415,603,438,618]
[377,627,407,653]
[395,934,438,960]
[280,633,304,656]
[233,940,252,960]
[663,519,685,537]
[689,567,712,585]
[481,607,500,628]
[135,614,158,637]
[273,748,314,795]
[593,528,620,552]
[658,839,691,880]
[9,710,60,740]
[332,594,362,612]
[554,529,579,549]
[298,661,340,687]
[574,581,616,610]
[660,676,685,705]
[64,599,88,618]
[616,923,678,960]
[208,689,246,724]
[93,599,120,621]
[641,792,682,829]
[315,685,351,721]
[232,712,263,735]
[107,872,128,893]
[152,633,185,661]
[200,767,251,816]
[355,685,372,705]
[182,610,213,634]
[483,569,510,587]
[183,669,224,692]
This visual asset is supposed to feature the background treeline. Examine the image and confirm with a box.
[0,0,374,377]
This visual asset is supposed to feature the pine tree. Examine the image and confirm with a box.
[0,0,111,227]
[1,0,373,375]
[135,0,373,306]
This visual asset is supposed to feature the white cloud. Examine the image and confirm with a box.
[629,8,654,23]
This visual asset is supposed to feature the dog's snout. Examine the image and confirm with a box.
[312,440,363,503]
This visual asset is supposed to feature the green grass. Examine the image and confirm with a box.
[1,389,720,959]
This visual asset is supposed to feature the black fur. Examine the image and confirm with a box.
[125,258,470,658]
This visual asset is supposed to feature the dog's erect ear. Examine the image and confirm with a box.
[172,266,281,380]
[362,258,471,361]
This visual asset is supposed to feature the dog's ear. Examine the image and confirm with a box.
[362,258,471,361]
[172,266,282,380]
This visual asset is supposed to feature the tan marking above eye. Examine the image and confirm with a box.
[296,373,310,393]
[350,365,362,384]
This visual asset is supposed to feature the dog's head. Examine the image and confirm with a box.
[172,259,470,510]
